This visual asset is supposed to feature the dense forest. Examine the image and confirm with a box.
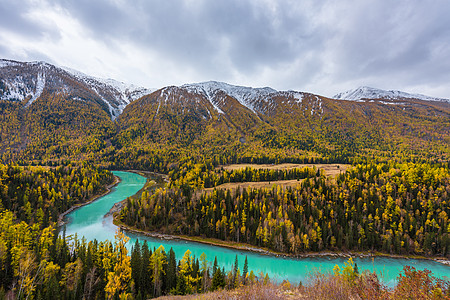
[0,164,262,299]
[0,164,114,228]
[168,163,319,190]
[0,209,259,299]
[121,162,450,256]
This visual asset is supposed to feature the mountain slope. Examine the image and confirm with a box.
[0,60,122,162]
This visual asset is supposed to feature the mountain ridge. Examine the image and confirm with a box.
[2,59,449,120]
[1,58,450,167]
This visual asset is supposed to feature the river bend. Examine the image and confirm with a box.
[64,171,450,286]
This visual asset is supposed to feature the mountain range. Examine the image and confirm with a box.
[1,59,449,168]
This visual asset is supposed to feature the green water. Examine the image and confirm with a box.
[64,171,450,286]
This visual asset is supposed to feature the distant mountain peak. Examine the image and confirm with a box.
[334,86,449,102]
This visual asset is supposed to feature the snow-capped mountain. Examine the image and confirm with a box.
[334,86,449,102]
[181,81,277,114]
[175,81,318,117]
[0,59,154,120]
[2,58,449,123]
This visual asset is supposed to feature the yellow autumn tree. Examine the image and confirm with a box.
[105,231,132,299]
[149,245,166,297]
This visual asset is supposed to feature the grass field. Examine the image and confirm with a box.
[203,179,303,193]
[201,163,350,193]
[219,163,349,177]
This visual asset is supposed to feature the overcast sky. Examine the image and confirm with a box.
[1,0,449,98]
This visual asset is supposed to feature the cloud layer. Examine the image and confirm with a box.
[0,0,449,98]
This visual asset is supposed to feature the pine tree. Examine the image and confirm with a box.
[233,255,238,286]
[212,256,218,275]
[175,274,187,295]
[166,248,177,292]
[141,241,152,297]
[130,240,142,294]
[211,268,226,291]
[243,255,248,283]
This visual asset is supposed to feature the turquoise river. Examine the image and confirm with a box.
[64,171,450,286]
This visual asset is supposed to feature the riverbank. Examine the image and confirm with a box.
[106,170,162,217]
[114,217,450,267]
[57,175,121,227]
[61,169,450,268]
[109,171,450,267]
[126,169,169,184]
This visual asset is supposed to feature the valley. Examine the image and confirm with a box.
[0,59,449,299]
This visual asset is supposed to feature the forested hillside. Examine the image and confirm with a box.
[0,164,114,227]
[113,85,450,170]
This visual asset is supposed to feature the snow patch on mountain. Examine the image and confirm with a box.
[334,86,449,102]
[0,75,45,103]
[25,72,45,107]
[1,77,27,101]
[378,101,406,106]
[290,91,304,103]
[0,60,20,68]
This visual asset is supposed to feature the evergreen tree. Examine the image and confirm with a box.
[211,268,226,291]
[141,241,152,297]
[213,256,218,275]
[233,255,238,286]
[130,240,142,294]
[175,274,187,295]
[243,255,248,283]
[166,247,177,293]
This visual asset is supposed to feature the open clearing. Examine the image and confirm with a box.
[202,179,303,193]
[200,164,350,194]
[219,163,349,177]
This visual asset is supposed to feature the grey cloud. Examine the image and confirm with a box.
[0,0,61,40]
[54,0,325,78]
[58,0,130,37]
[1,0,450,98]
[325,0,450,95]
